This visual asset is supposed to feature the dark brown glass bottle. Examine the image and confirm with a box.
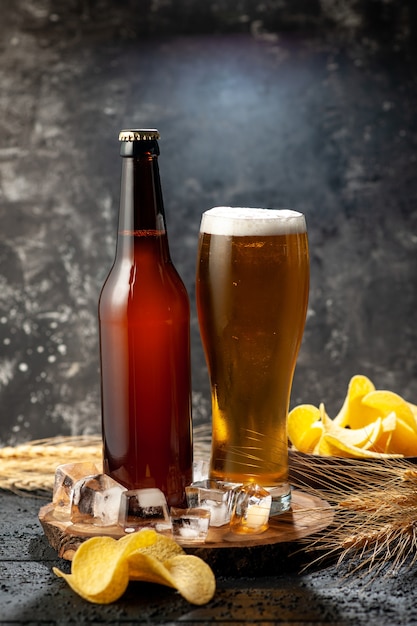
[98,129,193,507]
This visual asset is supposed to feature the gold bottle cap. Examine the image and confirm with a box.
[119,129,160,142]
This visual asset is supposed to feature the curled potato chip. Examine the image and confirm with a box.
[321,408,383,450]
[317,433,403,459]
[128,552,216,605]
[385,417,417,456]
[53,536,129,604]
[361,390,417,432]
[127,551,178,587]
[287,404,323,453]
[408,401,417,419]
[163,555,216,605]
[289,375,417,458]
[369,412,397,453]
[118,528,184,561]
[333,375,376,428]
[53,529,215,605]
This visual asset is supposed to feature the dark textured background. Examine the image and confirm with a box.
[0,0,416,445]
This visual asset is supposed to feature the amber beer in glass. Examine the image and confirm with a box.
[99,130,193,507]
[196,207,309,513]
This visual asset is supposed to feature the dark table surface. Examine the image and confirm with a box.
[2,489,417,625]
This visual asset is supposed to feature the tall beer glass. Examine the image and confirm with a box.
[196,207,309,514]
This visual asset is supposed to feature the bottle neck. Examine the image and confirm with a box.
[116,153,171,260]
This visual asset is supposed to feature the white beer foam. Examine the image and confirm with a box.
[200,207,306,236]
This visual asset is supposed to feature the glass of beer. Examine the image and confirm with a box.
[196,207,309,514]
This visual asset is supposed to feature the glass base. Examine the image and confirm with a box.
[212,479,292,517]
[267,483,291,516]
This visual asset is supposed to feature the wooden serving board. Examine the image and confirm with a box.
[39,490,332,576]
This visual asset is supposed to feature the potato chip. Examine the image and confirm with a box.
[128,553,216,606]
[316,433,403,459]
[384,417,417,456]
[118,528,184,561]
[53,529,216,605]
[53,536,129,604]
[408,401,417,419]
[163,555,216,605]
[368,412,397,453]
[333,375,377,428]
[290,375,417,458]
[361,390,417,432]
[288,404,323,453]
[320,408,383,450]
[127,551,177,587]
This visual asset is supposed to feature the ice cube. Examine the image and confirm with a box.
[185,479,234,527]
[229,483,272,535]
[70,474,127,526]
[118,488,171,533]
[52,462,102,519]
[192,459,210,483]
[170,507,211,544]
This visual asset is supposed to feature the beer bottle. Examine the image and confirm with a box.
[98,129,193,507]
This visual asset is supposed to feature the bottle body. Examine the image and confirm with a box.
[99,131,193,507]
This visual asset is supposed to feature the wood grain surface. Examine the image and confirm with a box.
[39,490,332,574]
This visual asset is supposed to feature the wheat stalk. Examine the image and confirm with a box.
[3,429,417,577]
[0,424,212,496]
[0,436,102,495]
[291,454,417,578]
